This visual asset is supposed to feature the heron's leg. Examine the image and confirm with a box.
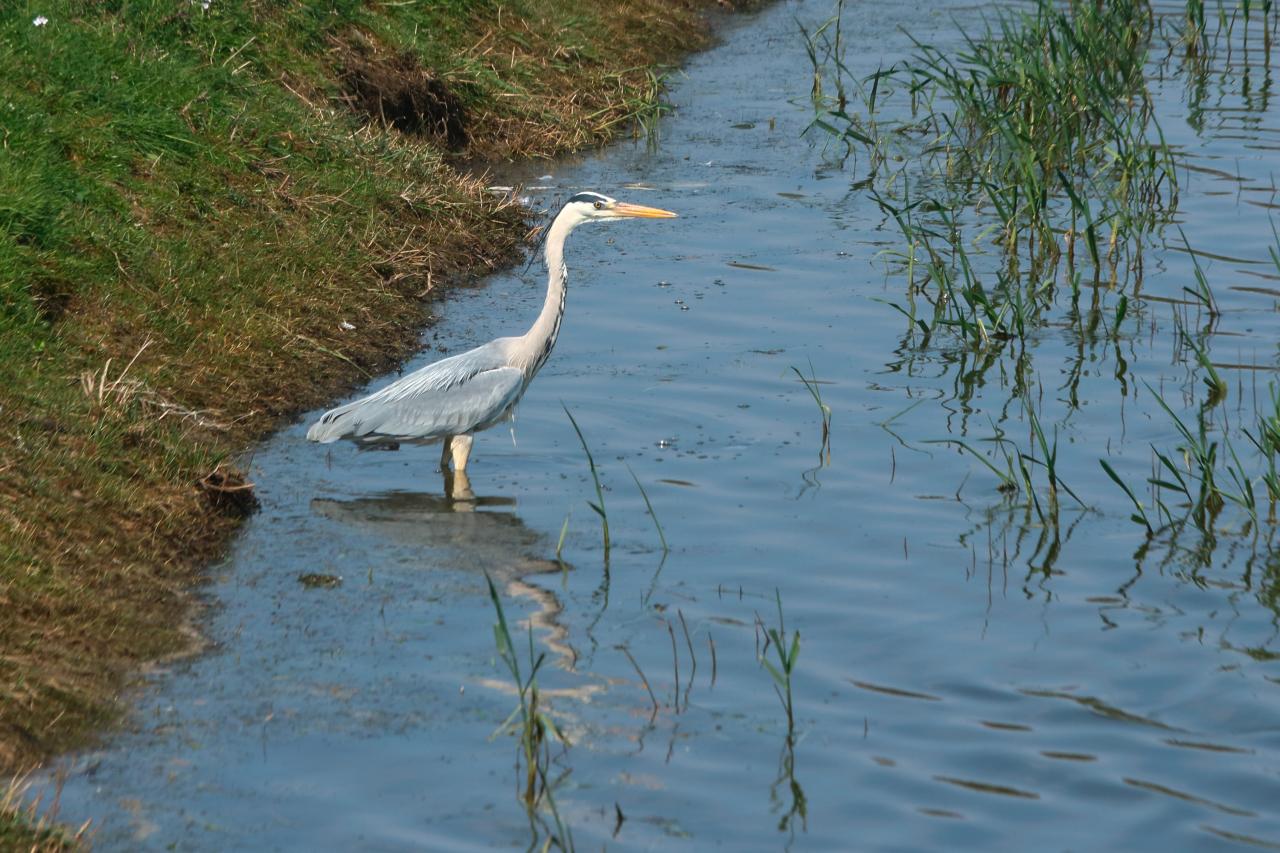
[442,435,475,501]
[451,434,474,473]
[448,469,475,503]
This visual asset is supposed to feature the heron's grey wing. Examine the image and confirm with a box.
[356,366,524,439]
[307,342,523,443]
[373,341,513,400]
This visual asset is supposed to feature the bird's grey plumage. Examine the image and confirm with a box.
[306,341,523,445]
[306,191,678,475]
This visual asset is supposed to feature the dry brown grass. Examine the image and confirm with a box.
[459,0,714,159]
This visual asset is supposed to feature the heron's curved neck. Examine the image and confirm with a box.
[521,212,575,378]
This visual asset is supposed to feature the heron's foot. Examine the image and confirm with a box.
[443,469,475,504]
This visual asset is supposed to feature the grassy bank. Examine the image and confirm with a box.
[0,0,721,832]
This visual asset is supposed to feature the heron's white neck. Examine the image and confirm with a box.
[519,210,578,378]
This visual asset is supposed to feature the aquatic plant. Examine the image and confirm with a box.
[563,405,610,559]
[928,422,1022,498]
[1270,218,1280,278]
[1099,457,1155,534]
[770,733,807,836]
[1177,324,1227,407]
[790,362,832,465]
[802,0,1280,558]
[485,574,574,851]
[555,509,572,573]
[1022,397,1085,517]
[618,644,660,721]
[758,590,801,735]
[929,391,1083,526]
[626,463,669,553]
[1098,373,1279,538]
[1183,0,1209,56]
[629,69,674,144]
[1245,383,1280,507]
[899,0,1177,270]
[1184,247,1219,318]
[808,0,1178,354]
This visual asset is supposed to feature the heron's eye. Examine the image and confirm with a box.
[593,201,603,210]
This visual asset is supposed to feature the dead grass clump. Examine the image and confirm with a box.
[336,33,469,149]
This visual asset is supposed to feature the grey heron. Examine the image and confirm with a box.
[306,191,678,491]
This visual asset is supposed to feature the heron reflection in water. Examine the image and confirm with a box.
[307,192,678,499]
[310,491,579,670]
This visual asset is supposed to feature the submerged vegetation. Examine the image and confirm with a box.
[805,0,1280,562]
[810,0,1178,349]
[564,405,611,559]
[0,0,722,826]
[563,404,674,566]
[758,590,801,735]
[486,574,574,851]
[758,591,806,835]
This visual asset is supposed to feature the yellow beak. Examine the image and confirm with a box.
[613,202,679,219]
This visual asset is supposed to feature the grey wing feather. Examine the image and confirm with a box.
[306,342,524,444]
[359,367,524,439]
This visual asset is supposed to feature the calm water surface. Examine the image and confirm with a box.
[41,0,1280,849]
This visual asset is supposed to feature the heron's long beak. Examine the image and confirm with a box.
[613,202,678,218]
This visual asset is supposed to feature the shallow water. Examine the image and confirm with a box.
[40,0,1280,849]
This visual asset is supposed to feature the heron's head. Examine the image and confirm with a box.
[562,191,678,225]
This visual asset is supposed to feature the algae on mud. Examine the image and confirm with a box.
[0,0,724,817]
